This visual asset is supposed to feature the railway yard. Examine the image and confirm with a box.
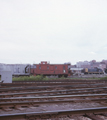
[1,79,107,120]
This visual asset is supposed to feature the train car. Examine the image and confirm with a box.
[83,67,104,74]
[30,61,70,77]
[105,68,107,74]
[0,64,30,77]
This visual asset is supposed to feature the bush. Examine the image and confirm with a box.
[12,75,45,81]
[100,76,107,80]
[12,75,69,81]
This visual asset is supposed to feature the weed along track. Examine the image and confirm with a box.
[1,79,107,120]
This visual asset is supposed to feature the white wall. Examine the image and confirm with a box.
[1,71,12,83]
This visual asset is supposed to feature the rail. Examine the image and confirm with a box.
[1,107,107,119]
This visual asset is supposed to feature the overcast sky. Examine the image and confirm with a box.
[0,0,107,65]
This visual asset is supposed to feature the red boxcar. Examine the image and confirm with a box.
[30,61,69,77]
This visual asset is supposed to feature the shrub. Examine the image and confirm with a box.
[12,75,45,81]
[100,76,107,80]
[12,75,69,81]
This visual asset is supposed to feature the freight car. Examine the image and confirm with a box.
[104,68,107,74]
[30,61,71,77]
[83,67,104,74]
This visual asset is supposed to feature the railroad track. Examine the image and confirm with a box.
[1,79,107,88]
[0,97,107,111]
[1,107,107,120]
[0,87,107,98]
[0,83,107,93]
[1,79,107,119]
[1,94,107,102]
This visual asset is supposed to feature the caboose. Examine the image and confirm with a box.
[30,61,70,77]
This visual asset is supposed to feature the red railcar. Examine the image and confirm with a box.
[30,61,69,77]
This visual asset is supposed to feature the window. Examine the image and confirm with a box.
[18,68,20,73]
[31,65,36,69]
[63,66,65,69]
[47,66,49,69]
[34,65,36,68]
[55,66,57,69]
[39,66,41,69]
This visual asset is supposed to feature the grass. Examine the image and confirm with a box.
[12,75,68,81]
[100,76,107,80]
[12,75,103,81]
[13,75,44,81]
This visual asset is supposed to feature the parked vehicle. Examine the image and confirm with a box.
[83,67,104,74]
[30,61,71,77]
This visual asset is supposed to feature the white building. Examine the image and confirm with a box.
[76,61,91,68]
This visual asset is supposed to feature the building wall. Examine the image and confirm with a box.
[1,71,12,83]
[76,61,91,68]
[76,61,107,71]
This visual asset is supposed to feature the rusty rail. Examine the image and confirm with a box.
[1,94,107,102]
[0,88,107,98]
[0,98,107,109]
[1,107,107,120]
[0,83,106,92]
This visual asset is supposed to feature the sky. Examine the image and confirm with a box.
[0,0,107,65]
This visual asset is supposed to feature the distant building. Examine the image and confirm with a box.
[76,60,107,71]
[76,61,91,68]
